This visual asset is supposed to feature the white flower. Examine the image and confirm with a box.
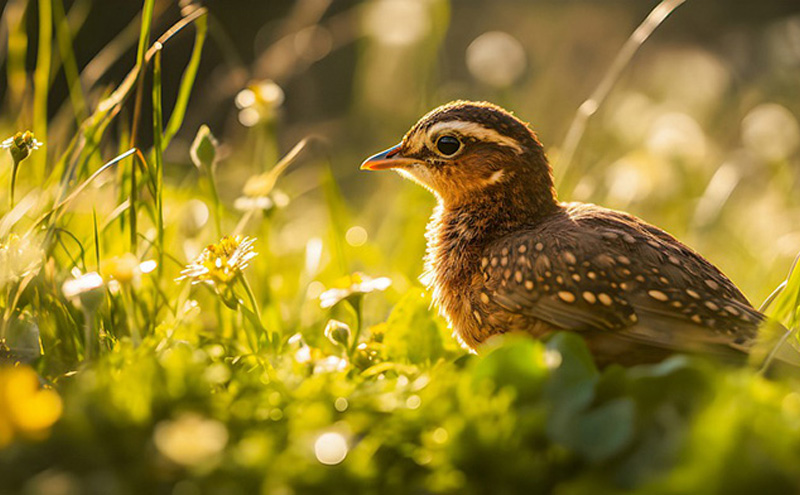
[178,236,257,287]
[319,272,392,309]
[62,270,103,299]
[313,355,348,374]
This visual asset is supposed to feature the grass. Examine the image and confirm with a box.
[1,1,800,494]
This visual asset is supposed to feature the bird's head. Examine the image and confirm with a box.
[361,100,556,207]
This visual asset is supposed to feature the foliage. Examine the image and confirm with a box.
[4,329,800,495]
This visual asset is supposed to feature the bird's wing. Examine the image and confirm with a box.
[480,203,762,355]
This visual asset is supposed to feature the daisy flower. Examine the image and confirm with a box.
[178,235,257,288]
[319,272,391,309]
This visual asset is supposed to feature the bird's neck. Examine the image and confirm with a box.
[441,170,559,242]
[423,179,559,292]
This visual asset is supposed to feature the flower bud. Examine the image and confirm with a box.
[324,319,352,349]
[4,130,42,164]
[190,125,218,170]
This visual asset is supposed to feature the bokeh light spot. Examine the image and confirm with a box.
[314,432,348,465]
[741,103,800,161]
[238,108,260,127]
[466,31,527,88]
[646,112,706,161]
[345,226,368,247]
[364,0,430,46]
[235,89,256,109]
[432,427,449,444]
[153,413,228,467]
[334,397,349,412]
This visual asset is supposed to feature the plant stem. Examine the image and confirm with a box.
[82,307,94,361]
[152,48,165,282]
[206,167,223,237]
[348,296,363,355]
[33,0,52,181]
[121,286,141,346]
[9,159,19,209]
[239,273,263,351]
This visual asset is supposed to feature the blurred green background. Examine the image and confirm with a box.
[4,0,800,305]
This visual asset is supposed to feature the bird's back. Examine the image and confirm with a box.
[474,202,763,363]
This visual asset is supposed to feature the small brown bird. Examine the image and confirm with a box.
[361,100,774,365]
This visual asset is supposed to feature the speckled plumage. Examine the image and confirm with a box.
[362,101,766,365]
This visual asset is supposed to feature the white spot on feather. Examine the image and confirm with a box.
[487,169,505,185]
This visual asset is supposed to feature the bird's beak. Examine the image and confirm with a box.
[360,143,418,171]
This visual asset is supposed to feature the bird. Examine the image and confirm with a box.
[360,100,785,366]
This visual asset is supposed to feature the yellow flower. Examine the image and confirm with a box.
[0,365,62,448]
[319,272,391,309]
[178,235,257,287]
[101,253,157,286]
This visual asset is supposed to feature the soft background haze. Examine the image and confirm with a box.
[4,0,799,305]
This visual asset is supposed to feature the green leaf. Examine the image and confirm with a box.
[544,333,598,410]
[765,251,800,329]
[572,398,636,461]
[471,335,548,403]
[544,333,600,447]
[383,288,445,364]
[6,315,42,364]
[163,13,207,149]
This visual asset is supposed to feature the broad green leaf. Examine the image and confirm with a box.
[471,335,548,403]
[383,288,445,364]
[572,398,636,461]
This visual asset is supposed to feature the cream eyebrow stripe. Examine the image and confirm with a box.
[427,120,523,154]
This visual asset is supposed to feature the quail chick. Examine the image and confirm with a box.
[361,100,774,365]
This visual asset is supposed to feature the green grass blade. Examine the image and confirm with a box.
[52,0,87,124]
[322,165,351,273]
[152,48,165,278]
[93,208,101,271]
[4,0,28,115]
[33,0,53,181]
[766,252,800,329]
[136,0,155,68]
[555,0,686,187]
[163,12,208,149]
[32,148,138,229]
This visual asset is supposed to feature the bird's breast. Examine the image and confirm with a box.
[423,208,500,349]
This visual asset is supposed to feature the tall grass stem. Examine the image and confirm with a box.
[152,47,165,279]
[555,0,687,184]
[33,0,53,181]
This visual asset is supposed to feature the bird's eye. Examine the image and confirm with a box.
[435,136,461,156]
